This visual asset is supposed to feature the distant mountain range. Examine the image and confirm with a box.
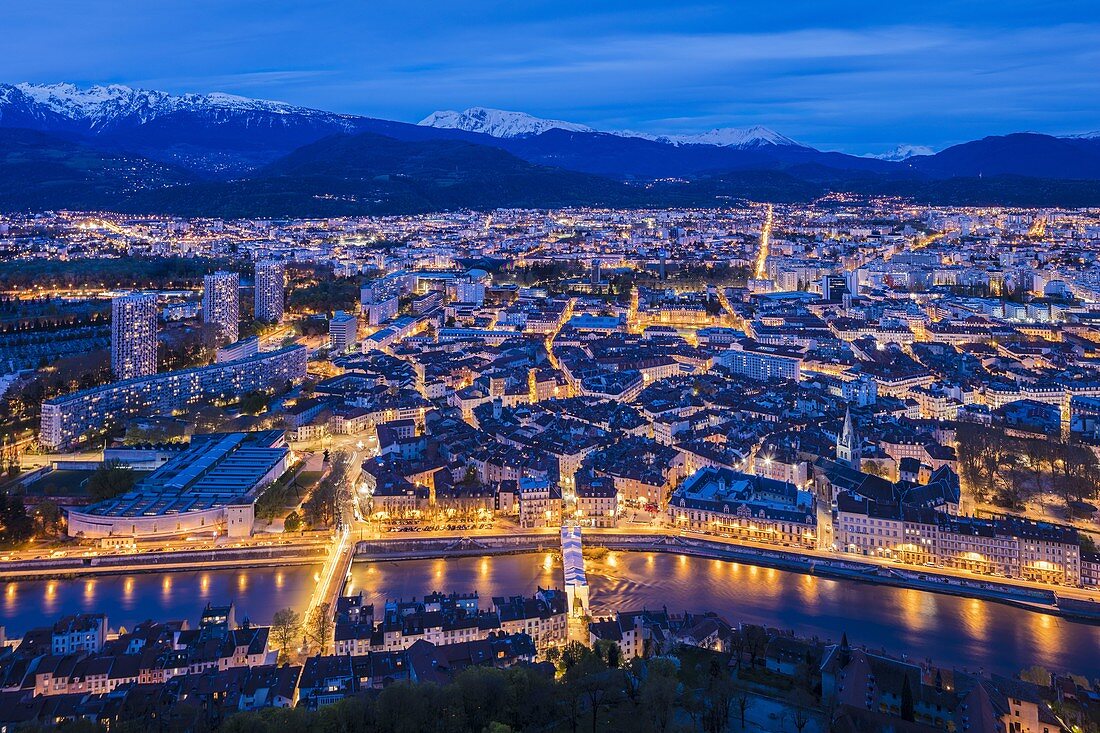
[866,144,936,162]
[2,82,1100,215]
[419,106,806,149]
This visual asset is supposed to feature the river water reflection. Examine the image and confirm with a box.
[4,551,1098,675]
[2,566,317,633]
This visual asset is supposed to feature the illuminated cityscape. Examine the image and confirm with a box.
[1,1,1100,730]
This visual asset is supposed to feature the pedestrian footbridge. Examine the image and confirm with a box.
[561,524,589,617]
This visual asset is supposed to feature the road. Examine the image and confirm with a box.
[0,532,331,563]
[301,444,368,650]
[753,203,773,280]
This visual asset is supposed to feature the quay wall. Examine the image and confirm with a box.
[0,543,329,581]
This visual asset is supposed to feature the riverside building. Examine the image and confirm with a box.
[66,431,290,540]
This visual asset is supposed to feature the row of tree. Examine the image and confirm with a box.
[0,257,233,291]
[0,350,112,443]
[957,424,1100,511]
[213,641,786,733]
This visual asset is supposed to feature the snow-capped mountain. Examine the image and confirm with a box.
[0,82,356,133]
[7,81,1099,200]
[621,125,805,149]
[418,107,596,138]
[866,144,936,161]
[420,107,804,149]
[1062,131,1100,140]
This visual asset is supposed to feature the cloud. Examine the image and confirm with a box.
[0,1,1097,151]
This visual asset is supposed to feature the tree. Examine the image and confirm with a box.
[733,690,753,731]
[1020,665,1052,687]
[500,666,558,732]
[578,667,621,733]
[560,642,613,733]
[87,461,136,501]
[270,607,302,663]
[305,602,333,655]
[594,638,623,668]
[0,493,34,547]
[729,628,747,669]
[863,460,892,479]
[453,666,508,733]
[283,511,302,533]
[33,500,62,538]
[239,391,270,416]
[900,674,915,722]
[1081,534,1098,555]
[791,704,812,733]
[743,624,769,668]
[639,658,680,733]
[558,640,597,673]
[698,658,738,733]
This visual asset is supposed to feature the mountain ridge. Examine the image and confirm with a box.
[417,106,804,149]
[3,82,1100,213]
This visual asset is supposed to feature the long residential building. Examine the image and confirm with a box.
[718,339,804,382]
[836,494,1082,585]
[40,346,307,450]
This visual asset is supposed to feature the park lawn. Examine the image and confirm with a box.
[21,469,150,497]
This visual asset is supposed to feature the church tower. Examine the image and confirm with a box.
[837,407,861,468]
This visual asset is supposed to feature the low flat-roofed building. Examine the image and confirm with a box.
[67,431,290,541]
[718,339,805,382]
[215,336,260,364]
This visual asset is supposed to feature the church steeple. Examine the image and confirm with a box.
[837,406,861,468]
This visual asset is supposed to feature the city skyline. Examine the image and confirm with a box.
[3,1,1099,153]
[3,201,1100,731]
[2,3,1100,729]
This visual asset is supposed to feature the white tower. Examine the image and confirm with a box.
[837,406,861,468]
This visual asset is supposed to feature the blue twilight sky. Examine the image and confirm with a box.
[4,0,1099,154]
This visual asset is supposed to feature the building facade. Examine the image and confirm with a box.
[40,346,307,450]
[668,467,818,548]
[836,495,1082,585]
[329,311,359,354]
[110,292,158,381]
[203,270,240,344]
[254,259,285,324]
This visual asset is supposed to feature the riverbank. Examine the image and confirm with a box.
[5,553,1099,676]
[0,542,330,581]
[4,527,1097,623]
[351,531,1100,624]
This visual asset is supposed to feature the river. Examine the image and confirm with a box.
[3,551,1098,675]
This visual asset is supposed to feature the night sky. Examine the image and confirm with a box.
[5,0,1098,153]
